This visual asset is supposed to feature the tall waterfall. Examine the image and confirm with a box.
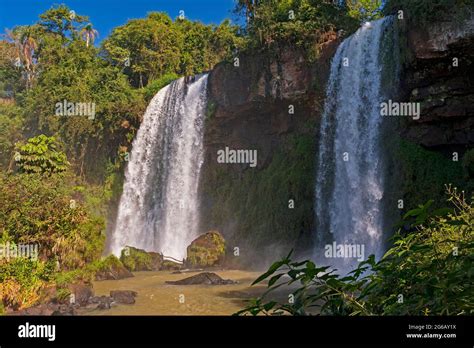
[110,74,208,260]
[314,17,396,271]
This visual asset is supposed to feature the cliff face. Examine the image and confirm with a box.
[400,17,474,151]
[204,41,338,169]
[199,40,339,267]
[197,17,474,267]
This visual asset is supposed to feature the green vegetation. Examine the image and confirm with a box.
[0,171,105,269]
[103,13,243,88]
[200,133,316,263]
[142,73,179,101]
[236,0,360,59]
[120,246,162,272]
[397,140,472,211]
[237,187,473,316]
[0,1,472,314]
[346,0,383,22]
[186,231,226,267]
[0,258,55,311]
[14,135,69,175]
[384,0,473,24]
[462,149,474,178]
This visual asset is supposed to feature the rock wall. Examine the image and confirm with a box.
[197,16,474,268]
[400,17,474,152]
[198,41,339,267]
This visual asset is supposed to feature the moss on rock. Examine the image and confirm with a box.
[186,231,226,268]
[119,246,163,272]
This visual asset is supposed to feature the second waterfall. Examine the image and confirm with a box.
[314,17,398,271]
[110,75,208,260]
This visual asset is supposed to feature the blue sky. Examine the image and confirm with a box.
[0,0,240,42]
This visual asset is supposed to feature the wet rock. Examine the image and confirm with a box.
[67,282,93,307]
[161,259,183,271]
[120,246,163,272]
[186,231,225,268]
[89,295,114,310]
[402,16,474,149]
[95,255,134,280]
[52,304,76,316]
[10,303,59,316]
[165,272,237,285]
[110,290,137,304]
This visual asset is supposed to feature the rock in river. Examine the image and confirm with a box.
[165,272,237,285]
[110,290,138,304]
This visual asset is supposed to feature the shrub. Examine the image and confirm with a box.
[0,258,55,310]
[14,134,69,175]
[237,187,473,316]
[142,73,179,101]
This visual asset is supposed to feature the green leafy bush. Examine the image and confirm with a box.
[14,134,69,175]
[0,258,55,310]
[397,140,470,211]
[0,172,105,269]
[237,187,473,316]
[235,0,359,57]
[142,73,179,101]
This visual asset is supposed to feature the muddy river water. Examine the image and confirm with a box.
[85,270,272,315]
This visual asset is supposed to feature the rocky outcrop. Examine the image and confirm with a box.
[185,231,225,267]
[204,42,338,170]
[94,255,134,280]
[401,17,474,150]
[110,290,137,304]
[120,246,163,272]
[165,272,236,285]
[67,282,94,307]
[7,277,141,315]
[199,41,339,266]
[89,295,114,310]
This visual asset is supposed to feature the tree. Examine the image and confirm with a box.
[38,4,88,38]
[14,135,69,175]
[80,23,99,47]
[346,0,383,22]
[4,26,38,89]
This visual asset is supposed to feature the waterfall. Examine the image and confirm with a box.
[110,74,208,260]
[314,17,396,271]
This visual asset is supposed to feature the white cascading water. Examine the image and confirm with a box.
[314,18,395,271]
[109,74,208,260]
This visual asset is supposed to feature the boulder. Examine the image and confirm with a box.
[67,282,93,307]
[166,272,236,285]
[110,290,137,304]
[120,246,163,272]
[186,231,225,268]
[161,259,183,271]
[89,295,114,310]
[94,255,134,280]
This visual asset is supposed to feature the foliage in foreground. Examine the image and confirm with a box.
[237,187,473,316]
[0,171,106,270]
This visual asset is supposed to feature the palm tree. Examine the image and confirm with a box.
[5,27,38,89]
[80,23,99,47]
